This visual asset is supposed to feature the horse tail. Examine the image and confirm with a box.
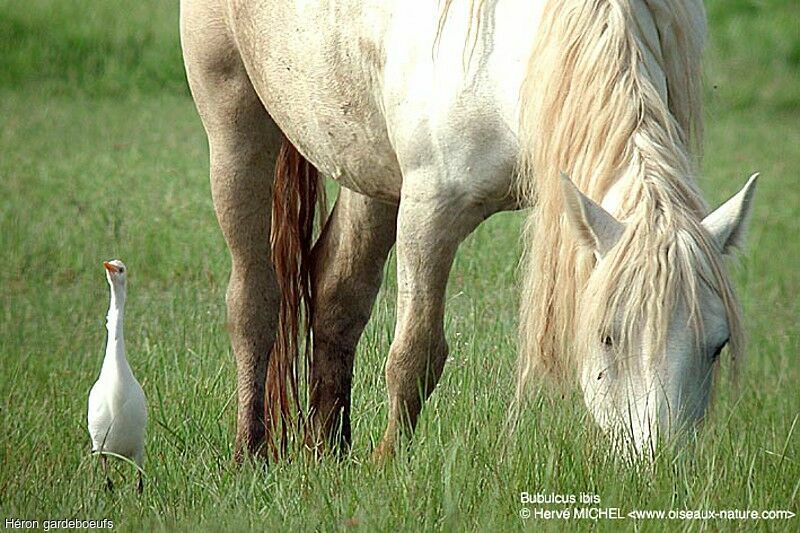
[266,135,325,457]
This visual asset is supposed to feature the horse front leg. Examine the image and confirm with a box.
[307,189,398,453]
[374,189,484,460]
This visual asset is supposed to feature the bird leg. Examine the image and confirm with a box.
[101,455,113,492]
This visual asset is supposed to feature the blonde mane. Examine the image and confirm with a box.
[515,0,744,393]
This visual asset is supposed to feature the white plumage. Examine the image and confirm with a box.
[88,259,148,492]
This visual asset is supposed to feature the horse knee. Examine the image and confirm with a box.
[385,332,449,416]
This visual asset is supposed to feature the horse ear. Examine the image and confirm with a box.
[560,174,624,257]
[702,173,759,254]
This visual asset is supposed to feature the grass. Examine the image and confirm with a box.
[0,1,185,96]
[0,0,798,531]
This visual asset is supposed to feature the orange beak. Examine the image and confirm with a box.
[103,261,119,273]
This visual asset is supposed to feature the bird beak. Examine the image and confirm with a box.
[103,261,119,273]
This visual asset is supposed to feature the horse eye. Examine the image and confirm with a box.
[712,339,729,360]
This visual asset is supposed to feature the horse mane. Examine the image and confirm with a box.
[515,0,744,393]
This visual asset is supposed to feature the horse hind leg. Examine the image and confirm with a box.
[307,189,398,453]
[182,7,282,461]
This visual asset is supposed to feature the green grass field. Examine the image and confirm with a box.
[1,1,798,531]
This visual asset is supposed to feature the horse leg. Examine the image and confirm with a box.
[308,189,398,452]
[208,87,280,463]
[374,190,484,459]
[182,6,282,461]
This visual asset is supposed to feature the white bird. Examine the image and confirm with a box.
[88,259,148,493]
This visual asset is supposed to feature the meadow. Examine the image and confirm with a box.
[1,0,798,531]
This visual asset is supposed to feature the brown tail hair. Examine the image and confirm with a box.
[266,135,325,457]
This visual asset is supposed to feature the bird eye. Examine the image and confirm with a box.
[711,339,729,361]
[119,267,124,273]
[602,336,614,348]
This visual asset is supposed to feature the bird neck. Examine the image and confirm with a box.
[107,285,126,324]
[102,285,131,379]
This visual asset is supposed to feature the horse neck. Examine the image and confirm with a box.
[517,0,705,200]
[602,128,708,225]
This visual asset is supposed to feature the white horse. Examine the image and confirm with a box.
[180,0,757,459]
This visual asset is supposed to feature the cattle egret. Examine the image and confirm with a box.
[87,260,148,492]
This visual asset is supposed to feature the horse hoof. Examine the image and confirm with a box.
[372,442,395,464]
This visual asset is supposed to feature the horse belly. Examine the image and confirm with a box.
[228,0,402,202]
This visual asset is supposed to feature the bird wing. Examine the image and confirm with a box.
[87,381,114,451]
